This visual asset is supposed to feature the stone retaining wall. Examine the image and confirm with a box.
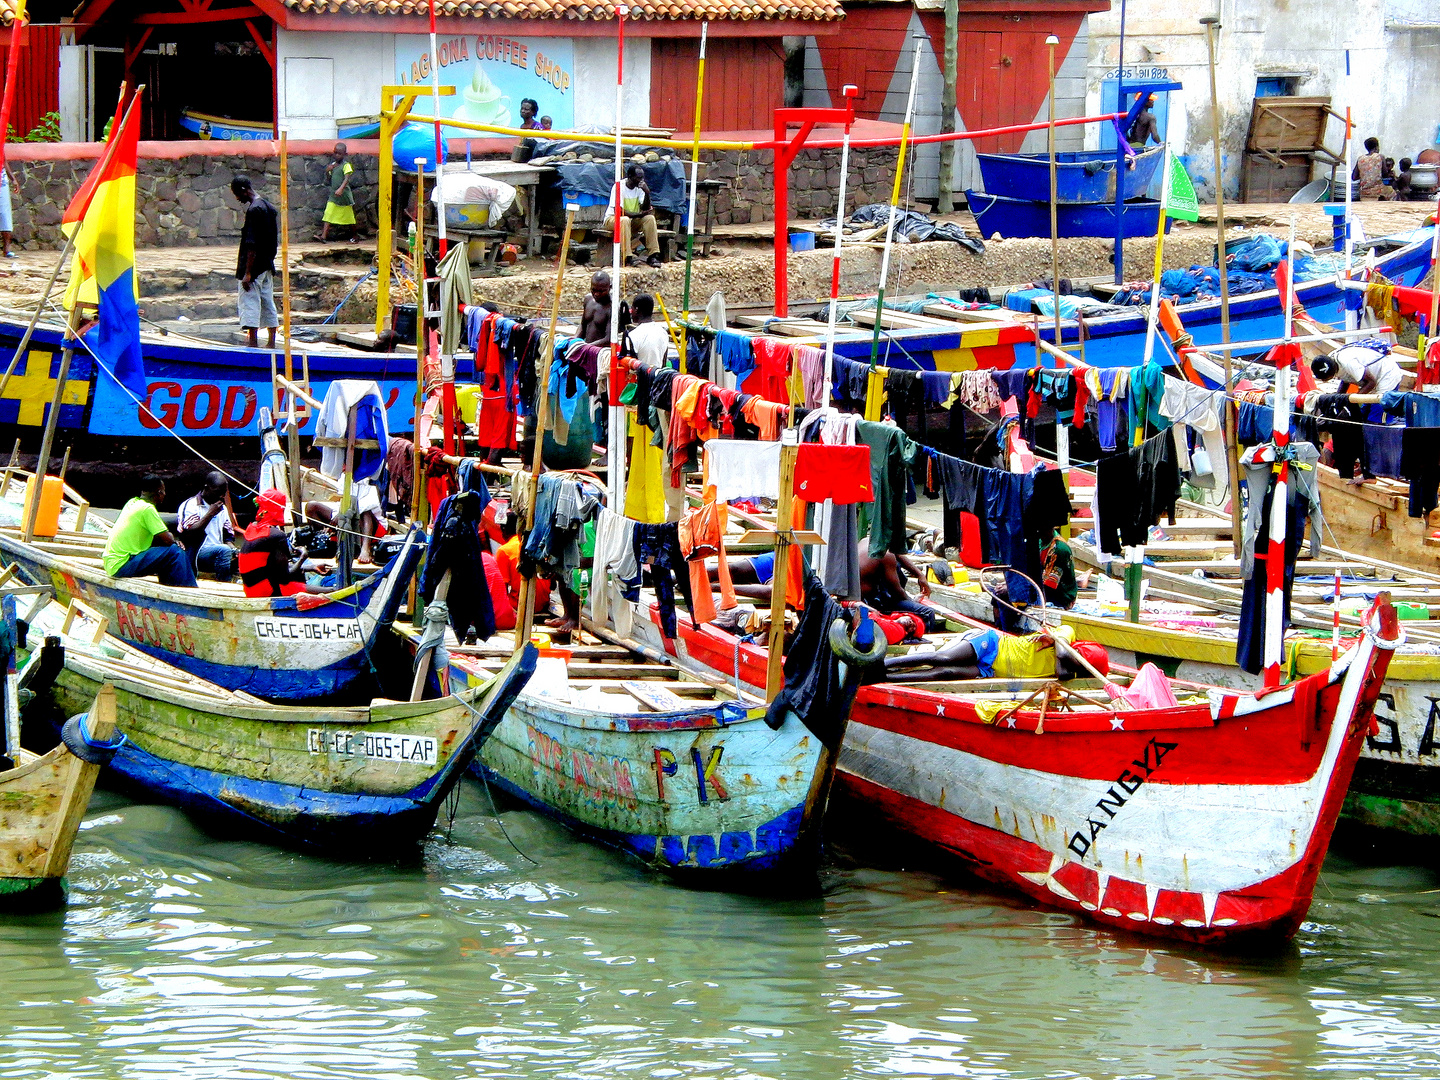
[5,143,899,249]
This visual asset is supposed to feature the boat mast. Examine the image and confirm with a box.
[867,37,923,367]
[1046,34,1061,368]
[680,20,708,360]
[1200,14,1243,558]
[608,4,628,512]
[820,84,859,410]
[1262,215,1297,689]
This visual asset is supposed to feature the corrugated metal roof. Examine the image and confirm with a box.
[283,0,842,21]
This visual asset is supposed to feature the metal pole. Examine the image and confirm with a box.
[517,206,579,644]
[411,157,427,527]
[821,86,859,411]
[1113,0,1128,284]
[1047,35,1061,358]
[608,5,629,515]
[1202,13,1243,558]
[1262,215,1297,689]
[680,20,708,352]
[1343,46,1356,332]
[427,0,447,258]
[868,37,924,367]
[1140,139,1173,373]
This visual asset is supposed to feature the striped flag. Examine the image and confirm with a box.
[62,92,146,400]
[1163,151,1199,223]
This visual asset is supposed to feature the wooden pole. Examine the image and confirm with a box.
[680,19,708,356]
[376,89,395,337]
[515,205,579,645]
[821,85,859,410]
[763,438,798,703]
[1201,14,1243,559]
[608,8,629,516]
[868,37,924,367]
[279,131,301,519]
[1112,0,1128,285]
[427,0,447,259]
[24,305,81,543]
[0,231,76,403]
[1425,190,1440,390]
[936,0,958,213]
[411,157,427,527]
[1046,34,1061,361]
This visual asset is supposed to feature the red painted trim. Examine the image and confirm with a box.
[131,5,263,23]
[244,17,275,68]
[281,11,840,35]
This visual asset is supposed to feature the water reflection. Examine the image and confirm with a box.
[0,788,1437,1079]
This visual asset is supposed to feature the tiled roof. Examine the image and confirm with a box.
[283,0,842,20]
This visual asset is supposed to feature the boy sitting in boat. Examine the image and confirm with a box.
[103,476,198,588]
[882,626,1107,683]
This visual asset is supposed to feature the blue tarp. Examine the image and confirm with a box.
[553,159,689,215]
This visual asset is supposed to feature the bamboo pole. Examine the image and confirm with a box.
[516,206,579,645]
[1201,14,1243,559]
[680,20,708,358]
[411,158,427,527]
[868,36,924,368]
[821,85,859,410]
[1046,35,1061,363]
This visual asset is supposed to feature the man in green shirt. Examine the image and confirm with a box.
[102,475,198,587]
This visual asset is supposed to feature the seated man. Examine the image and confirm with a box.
[884,625,1107,682]
[177,471,237,582]
[603,163,662,268]
[304,477,382,565]
[860,546,937,631]
[103,475,198,587]
[239,489,324,597]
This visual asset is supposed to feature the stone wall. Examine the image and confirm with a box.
[7,152,384,250]
[5,141,899,249]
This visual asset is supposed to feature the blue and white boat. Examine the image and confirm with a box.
[975,145,1164,204]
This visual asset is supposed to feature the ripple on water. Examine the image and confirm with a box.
[1,790,1438,1079]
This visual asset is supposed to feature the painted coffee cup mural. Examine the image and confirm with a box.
[396,34,575,136]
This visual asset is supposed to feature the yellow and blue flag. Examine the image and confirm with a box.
[62,92,146,399]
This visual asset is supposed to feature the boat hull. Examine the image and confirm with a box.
[1315,465,1440,576]
[975,146,1164,203]
[0,320,469,444]
[0,526,424,701]
[618,597,1391,940]
[0,741,104,911]
[966,191,1172,239]
[34,630,537,853]
[440,656,834,879]
[831,231,1435,372]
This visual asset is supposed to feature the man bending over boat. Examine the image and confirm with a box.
[103,476,198,588]
[883,625,1108,682]
[238,490,325,597]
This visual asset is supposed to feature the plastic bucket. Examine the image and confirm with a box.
[789,231,816,252]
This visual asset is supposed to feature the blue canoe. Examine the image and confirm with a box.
[966,191,1173,240]
[975,145,1164,204]
[0,320,459,442]
[832,228,1436,372]
[178,109,273,141]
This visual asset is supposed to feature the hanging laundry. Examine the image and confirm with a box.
[885,368,926,438]
[680,500,737,625]
[751,337,794,405]
[1236,447,1315,676]
[422,490,496,644]
[423,447,455,522]
[1364,424,1404,480]
[632,521,695,639]
[741,396,787,441]
[1312,393,1366,480]
[1239,442,1323,578]
[625,412,667,524]
[1159,376,1228,495]
[591,508,639,635]
[958,369,1002,415]
[763,574,865,750]
[1094,429,1181,557]
[1092,367,1130,452]
[1128,360,1168,443]
[716,330,756,383]
[856,420,919,557]
[795,345,826,408]
[706,440,783,502]
[1401,427,1440,518]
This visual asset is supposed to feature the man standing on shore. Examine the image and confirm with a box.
[231,174,280,348]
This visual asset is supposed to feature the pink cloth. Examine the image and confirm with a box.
[1114,662,1180,710]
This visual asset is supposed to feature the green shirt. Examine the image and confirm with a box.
[103,498,166,575]
[326,160,354,207]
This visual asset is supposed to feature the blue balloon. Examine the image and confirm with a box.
[393,125,448,174]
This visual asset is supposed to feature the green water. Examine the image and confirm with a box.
[4,788,1439,1080]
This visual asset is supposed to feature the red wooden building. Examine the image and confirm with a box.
[0,2,64,142]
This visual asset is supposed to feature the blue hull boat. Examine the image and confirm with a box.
[975,145,1164,203]
[966,191,1173,240]
[834,229,1436,372]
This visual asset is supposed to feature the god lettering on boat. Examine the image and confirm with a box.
[1066,737,1177,860]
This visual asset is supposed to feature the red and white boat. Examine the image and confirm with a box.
[598,596,1399,944]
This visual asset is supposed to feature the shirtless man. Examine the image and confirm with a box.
[884,626,1107,683]
[707,544,934,616]
[580,271,612,344]
[1127,95,1160,148]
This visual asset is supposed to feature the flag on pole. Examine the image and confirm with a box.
[1163,151,1199,222]
[62,92,147,400]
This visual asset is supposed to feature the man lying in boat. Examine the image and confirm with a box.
[708,544,936,625]
[102,475,198,588]
[881,625,1108,683]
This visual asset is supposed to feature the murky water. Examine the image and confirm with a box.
[4,787,1439,1080]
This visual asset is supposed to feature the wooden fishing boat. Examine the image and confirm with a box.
[1,528,426,701]
[21,593,536,852]
[600,585,1398,941]
[0,473,426,700]
[1,683,117,910]
[965,192,1172,240]
[1314,464,1440,576]
[395,624,844,879]
[975,145,1165,203]
[178,109,273,141]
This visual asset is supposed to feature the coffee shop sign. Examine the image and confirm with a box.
[396,34,575,130]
